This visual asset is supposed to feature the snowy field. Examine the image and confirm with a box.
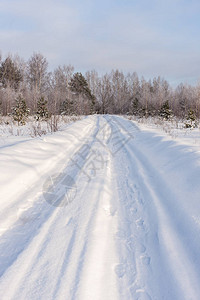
[0,115,200,300]
[0,115,82,138]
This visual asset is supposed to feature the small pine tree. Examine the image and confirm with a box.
[130,97,145,117]
[90,94,96,114]
[146,104,157,117]
[60,98,74,115]
[185,109,197,128]
[35,97,49,121]
[131,98,139,115]
[12,95,30,125]
[159,100,172,120]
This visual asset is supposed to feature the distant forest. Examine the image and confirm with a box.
[0,52,200,120]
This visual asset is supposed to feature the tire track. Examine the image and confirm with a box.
[111,115,200,300]
[0,117,100,279]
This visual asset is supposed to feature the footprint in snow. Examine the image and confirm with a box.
[126,240,135,251]
[140,255,151,266]
[136,219,145,230]
[130,207,137,214]
[138,197,144,205]
[137,243,146,253]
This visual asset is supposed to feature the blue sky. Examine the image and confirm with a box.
[0,0,200,86]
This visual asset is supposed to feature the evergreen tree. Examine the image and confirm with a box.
[69,73,90,95]
[60,98,74,115]
[0,57,22,90]
[159,100,172,120]
[146,103,157,117]
[35,96,49,120]
[185,109,197,128]
[90,94,96,114]
[12,95,30,125]
[131,97,139,115]
[131,97,146,117]
[69,72,96,114]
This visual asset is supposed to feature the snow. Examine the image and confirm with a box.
[0,115,200,299]
[0,115,82,138]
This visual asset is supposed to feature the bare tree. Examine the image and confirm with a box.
[0,49,200,120]
[50,65,74,114]
[26,53,49,112]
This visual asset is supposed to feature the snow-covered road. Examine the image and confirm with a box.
[0,115,200,300]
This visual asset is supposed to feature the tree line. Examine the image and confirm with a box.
[0,51,200,122]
